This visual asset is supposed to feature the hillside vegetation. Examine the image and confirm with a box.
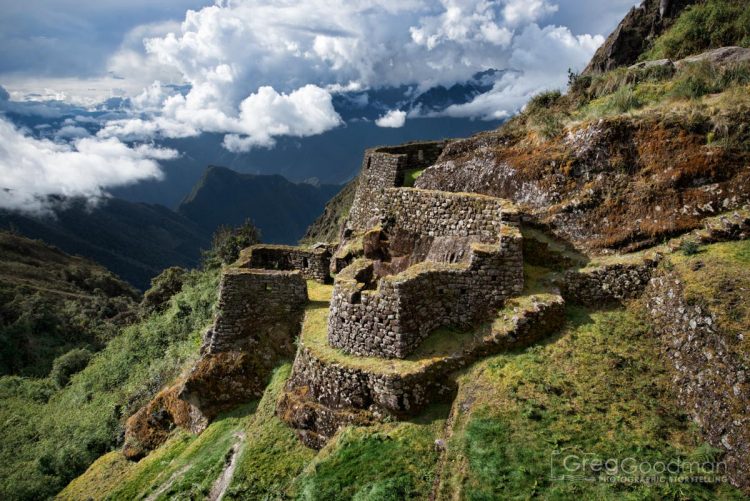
[0,231,138,377]
[0,263,220,500]
[0,197,211,290]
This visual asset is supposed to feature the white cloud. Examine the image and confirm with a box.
[89,0,608,148]
[502,0,558,26]
[54,125,91,139]
[0,117,174,212]
[375,109,407,128]
[441,24,604,119]
[100,84,341,151]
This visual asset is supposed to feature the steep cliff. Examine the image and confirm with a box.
[583,0,699,74]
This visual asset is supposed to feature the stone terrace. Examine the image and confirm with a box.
[346,141,448,231]
[277,280,564,448]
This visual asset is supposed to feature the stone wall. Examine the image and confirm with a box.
[560,258,659,305]
[644,270,750,491]
[200,268,308,353]
[123,267,308,459]
[346,142,448,231]
[328,226,524,358]
[237,244,331,283]
[382,187,520,239]
[278,290,565,448]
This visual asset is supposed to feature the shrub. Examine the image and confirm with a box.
[607,85,643,113]
[525,90,567,139]
[680,239,700,256]
[50,348,92,387]
[204,219,262,266]
[141,267,186,314]
[526,90,562,114]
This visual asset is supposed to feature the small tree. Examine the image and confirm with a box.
[50,348,92,388]
[205,219,262,266]
[141,267,187,314]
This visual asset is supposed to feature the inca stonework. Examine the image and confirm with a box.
[346,141,448,231]
[328,188,523,359]
[124,266,309,459]
[237,244,332,283]
[276,142,535,447]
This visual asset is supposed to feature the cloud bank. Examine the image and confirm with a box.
[0,0,628,211]
[97,0,603,150]
[0,118,174,212]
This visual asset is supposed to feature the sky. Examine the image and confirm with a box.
[0,0,640,212]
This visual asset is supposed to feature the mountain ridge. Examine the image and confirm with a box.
[177,165,343,245]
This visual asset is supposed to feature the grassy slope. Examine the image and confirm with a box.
[60,403,256,501]
[54,4,750,498]
[0,266,219,500]
[436,303,744,500]
[63,361,446,501]
[642,0,750,60]
[669,239,750,362]
[63,261,748,499]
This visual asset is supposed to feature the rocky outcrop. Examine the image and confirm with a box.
[583,0,699,75]
[644,270,750,491]
[416,113,750,254]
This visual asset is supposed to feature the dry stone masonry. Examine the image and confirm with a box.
[237,244,332,283]
[346,141,448,231]
[277,141,539,447]
[278,291,565,448]
[645,270,750,491]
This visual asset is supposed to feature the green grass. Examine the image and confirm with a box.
[436,306,745,500]
[291,405,448,500]
[644,0,750,61]
[224,364,316,499]
[0,266,220,501]
[59,402,255,501]
[403,168,426,187]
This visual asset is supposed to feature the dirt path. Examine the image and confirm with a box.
[145,465,192,501]
[208,431,246,501]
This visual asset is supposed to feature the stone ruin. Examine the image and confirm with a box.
[273,142,535,446]
[120,137,750,493]
[328,188,523,358]
[123,247,319,458]
[346,141,448,231]
[236,243,332,283]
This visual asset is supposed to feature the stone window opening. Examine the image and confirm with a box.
[302,257,309,268]
[265,284,272,291]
